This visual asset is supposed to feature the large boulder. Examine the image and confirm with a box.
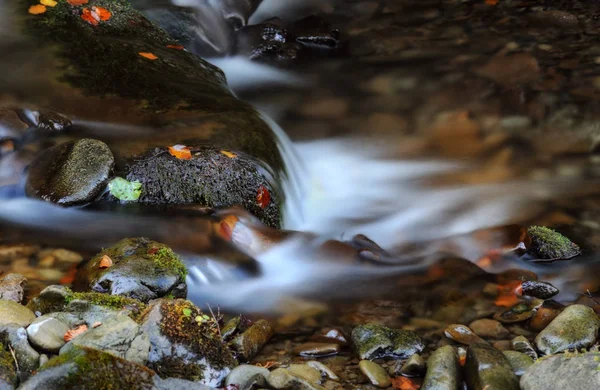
[520,350,600,390]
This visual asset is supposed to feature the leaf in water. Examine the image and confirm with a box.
[168,144,192,160]
[256,185,271,209]
[139,52,158,60]
[28,4,47,14]
[391,377,420,390]
[81,8,99,25]
[166,45,185,50]
[92,6,111,21]
[182,308,192,317]
[220,150,237,158]
[108,177,142,201]
[40,0,57,7]
[67,0,89,5]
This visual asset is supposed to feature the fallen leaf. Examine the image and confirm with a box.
[92,322,102,328]
[64,325,88,342]
[215,215,239,241]
[67,0,88,5]
[168,144,192,160]
[40,0,57,7]
[459,355,467,366]
[391,377,420,390]
[485,0,499,5]
[495,281,523,307]
[92,6,111,21]
[59,265,78,285]
[98,255,113,269]
[256,361,279,369]
[147,247,159,255]
[81,8,98,25]
[108,177,142,201]
[220,150,237,159]
[166,44,185,50]
[139,52,158,60]
[28,5,46,14]
[256,185,270,209]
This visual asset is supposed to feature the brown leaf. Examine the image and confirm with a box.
[64,325,88,342]
[220,150,237,159]
[139,52,158,60]
[168,144,192,160]
[98,255,113,269]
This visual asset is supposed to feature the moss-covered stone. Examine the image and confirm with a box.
[421,346,460,390]
[0,343,17,388]
[526,226,581,259]
[229,319,274,362]
[535,304,600,355]
[351,324,424,360]
[66,291,147,316]
[75,237,187,302]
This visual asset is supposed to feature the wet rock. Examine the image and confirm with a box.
[26,285,70,315]
[0,325,40,380]
[520,281,559,300]
[60,314,149,365]
[0,344,16,389]
[0,109,28,141]
[306,361,339,380]
[535,304,600,355]
[235,21,297,61]
[511,336,538,360]
[468,319,509,339]
[475,53,540,86]
[502,351,533,376]
[421,345,460,390]
[267,367,325,390]
[310,328,348,345]
[525,226,581,260]
[138,299,236,387]
[288,364,322,384]
[493,302,536,324]
[25,109,72,133]
[444,324,486,345]
[25,139,114,206]
[291,15,340,48]
[358,360,391,388]
[76,238,187,303]
[229,319,274,361]
[19,347,157,390]
[0,274,26,303]
[292,342,340,357]
[26,315,69,353]
[351,324,424,360]
[397,353,425,377]
[529,306,560,332]
[527,10,579,31]
[224,364,270,390]
[0,300,35,328]
[465,343,519,390]
[520,350,600,390]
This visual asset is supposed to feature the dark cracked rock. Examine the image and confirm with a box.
[75,238,187,303]
[25,138,114,206]
[351,324,424,360]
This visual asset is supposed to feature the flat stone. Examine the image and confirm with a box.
[352,324,424,360]
[444,324,486,345]
[421,345,460,390]
[292,342,340,357]
[224,364,270,390]
[520,351,600,390]
[358,360,391,388]
[306,361,339,380]
[465,343,519,390]
[267,368,325,390]
[0,300,36,328]
[535,304,600,355]
[27,315,69,353]
[468,319,509,339]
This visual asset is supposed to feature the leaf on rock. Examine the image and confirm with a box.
[391,377,420,390]
[168,144,192,160]
[92,6,111,21]
[139,52,158,60]
[256,185,271,209]
[28,5,46,14]
[166,45,185,50]
[220,150,237,159]
[81,8,98,25]
[67,0,89,5]
[40,0,57,7]
[108,177,142,201]
[98,255,113,269]
[64,325,88,342]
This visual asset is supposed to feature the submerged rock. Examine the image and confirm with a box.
[468,319,509,339]
[421,345,460,390]
[0,274,26,303]
[511,336,538,360]
[493,301,537,324]
[292,342,340,357]
[351,324,424,360]
[75,238,187,303]
[535,304,600,355]
[503,351,533,376]
[444,324,486,345]
[0,300,35,328]
[520,350,600,390]
[465,343,519,390]
[358,360,391,388]
[139,299,236,387]
[267,367,325,390]
[25,139,114,206]
[525,226,581,260]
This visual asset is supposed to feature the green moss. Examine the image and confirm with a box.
[0,343,16,385]
[527,226,581,259]
[66,291,146,312]
[150,247,187,279]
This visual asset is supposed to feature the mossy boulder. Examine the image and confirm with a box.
[526,226,581,260]
[351,324,424,360]
[75,238,187,302]
[228,319,274,362]
[535,304,600,355]
[139,299,237,387]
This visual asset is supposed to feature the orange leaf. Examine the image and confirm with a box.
[67,0,89,5]
[256,185,270,209]
[64,325,88,342]
[40,0,58,7]
[92,6,111,21]
[166,45,185,50]
[220,150,237,159]
[216,215,239,241]
[459,355,467,366]
[81,8,98,25]
[59,265,78,285]
[98,255,113,269]
[92,321,102,328]
[28,4,46,15]
[139,52,158,60]
[391,377,420,390]
[168,144,192,160]
[485,0,499,5]
[495,281,523,307]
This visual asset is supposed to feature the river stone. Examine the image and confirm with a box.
[224,364,270,390]
[359,360,391,388]
[26,315,69,353]
[0,343,16,389]
[75,238,187,303]
[397,353,426,377]
[138,299,236,387]
[0,274,26,303]
[352,324,424,360]
[288,364,322,384]
[267,368,325,390]
[60,314,149,365]
[503,351,533,376]
[306,361,339,380]
[520,281,559,300]
[468,319,509,339]
[520,350,600,390]
[0,325,40,380]
[229,319,274,361]
[535,304,600,355]
[25,139,114,206]
[26,285,70,315]
[292,342,340,357]
[444,324,487,345]
[511,336,538,360]
[0,300,35,328]
[421,345,460,390]
[465,343,519,390]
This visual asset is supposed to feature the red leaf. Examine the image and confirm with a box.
[81,8,98,25]
[256,185,270,209]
